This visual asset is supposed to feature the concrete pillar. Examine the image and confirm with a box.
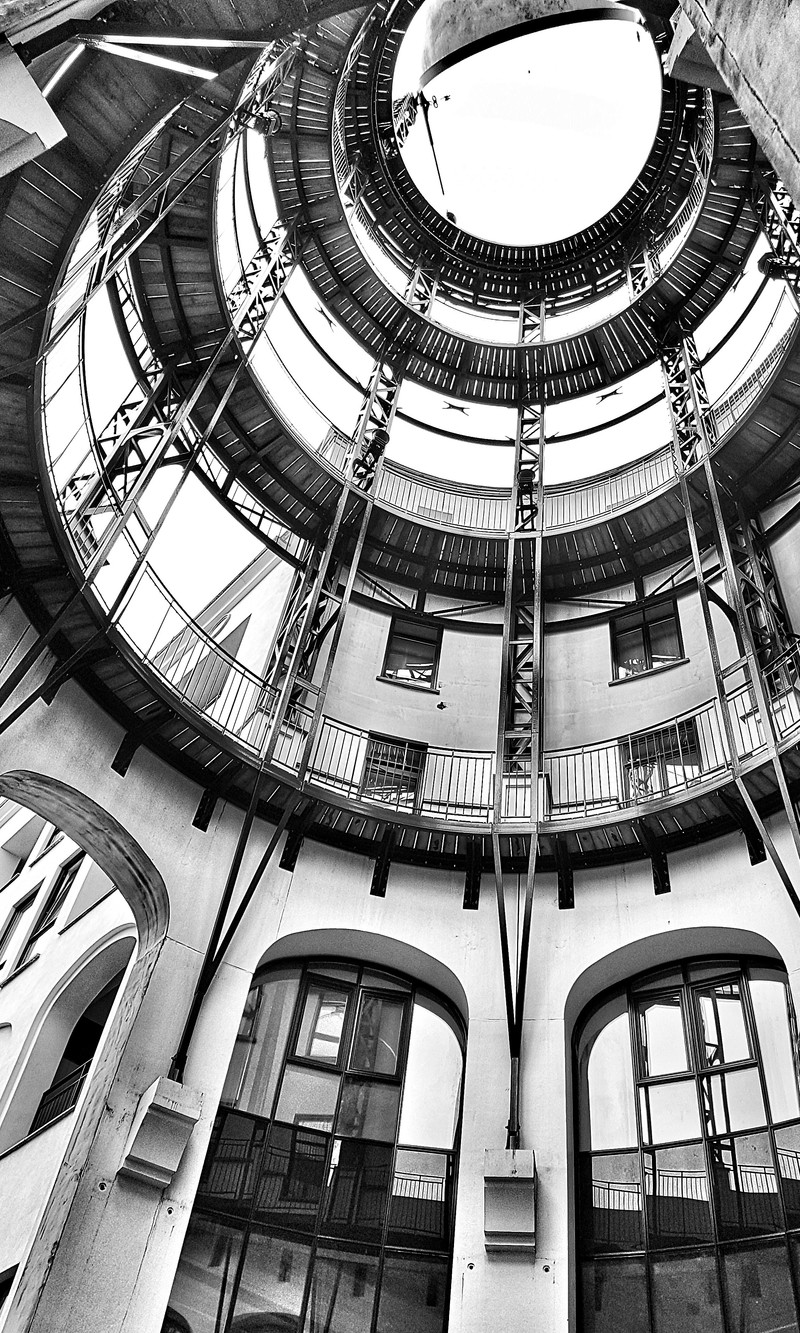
[679,0,800,206]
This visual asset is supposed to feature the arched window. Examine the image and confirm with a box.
[165,959,465,1333]
[29,968,125,1135]
[576,957,800,1333]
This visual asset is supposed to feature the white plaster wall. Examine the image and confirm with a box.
[322,600,502,750]
[544,583,739,749]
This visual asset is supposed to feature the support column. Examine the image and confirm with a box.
[750,166,800,307]
[261,350,404,772]
[662,333,800,884]
[491,372,546,1148]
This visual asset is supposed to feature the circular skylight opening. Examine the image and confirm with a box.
[393,10,663,247]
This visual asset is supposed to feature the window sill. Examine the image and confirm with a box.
[608,658,689,687]
[0,955,40,988]
[375,675,440,695]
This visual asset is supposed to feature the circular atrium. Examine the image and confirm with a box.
[1,0,800,1330]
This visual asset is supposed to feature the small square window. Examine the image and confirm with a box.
[611,601,683,679]
[382,617,441,689]
[361,734,426,811]
[621,718,701,804]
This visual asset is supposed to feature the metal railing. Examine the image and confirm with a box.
[308,718,495,823]
[543,676,766,821]
[114,564,281,758]
[29,1059,91,1134]
[104,559,800,827]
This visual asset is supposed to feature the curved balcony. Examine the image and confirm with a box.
[98,561,800,834]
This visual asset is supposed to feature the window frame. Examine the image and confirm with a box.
[379,614,443,691]
[16,853,83,967]
[182,957,466,1333]
[360,732,428,812]
[610,598,685,682]
[575,957,800,1333]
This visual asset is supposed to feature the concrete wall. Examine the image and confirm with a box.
[679,0,800,208]
[0,574,796,1333]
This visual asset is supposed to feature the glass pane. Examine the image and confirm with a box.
[302,1246,379,1333]
[376,1253,448,1333]
[323,1138,393,1242]
[775,1123,800,1228]
[638,993,688,1076]
[639,1080,701,1145]
[722,1240,799,1333]
[750,975,800,1122]
[350,995,405,1076]
[311,965,359,983]
[164,1214,242,1333]
[388,1149,450,1250]
[399,997,463,1150]
[648,614,681,668]
[580,1257,649,1333]
[231,1230,311,1332]
[696,980,750,1067]
[296,983,349,1064]
[275,1065,340,1131]
[577,1000,637,1152]
[616,627,647,678]
[645,1143,712,1247]
[710,1133,782,1238]
[580,1152,643,1255]
[361,971,409,992]
[336,1078,400,1142]
[650,1251,724,1333]
[254,1122,329,1233]
[702,1068,766,1136]
[197,1110,266,1217]
[226,969,300,1117]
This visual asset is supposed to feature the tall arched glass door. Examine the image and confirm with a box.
[576,957,800,1333]
[165,958,464,1333]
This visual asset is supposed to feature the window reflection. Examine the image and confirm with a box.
[577,959,800,1333]
[639,1080,701,1145]
[637,993,688,1077]
[695,981,750,1067]
[645,1143,712,1247]
[296,983,349,1064]
[710,1133,782,1238]
[164,961,464,1333]
[578,999,637,1152]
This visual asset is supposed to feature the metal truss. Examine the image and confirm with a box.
[351,355,403,491]
[62,219,302,589]
[392,92,418,149]
[627,240,659,300]
[727,505,795,669]
[490,393,547,1146]
[663,340,800,883]
[261,350,405,769]
[38,39,301,364]
[518,296,545,346]
[751,167,800,307]
[662,333,715,471]
[405,261,438,316]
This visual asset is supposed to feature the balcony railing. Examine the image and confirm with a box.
[29,1059,91,1135]
[105,557,800,828]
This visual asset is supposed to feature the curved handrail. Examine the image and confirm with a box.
[104,563,800,831]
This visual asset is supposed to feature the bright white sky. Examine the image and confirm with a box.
[395,14,663,246]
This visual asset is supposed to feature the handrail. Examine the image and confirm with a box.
[98,549,800,829]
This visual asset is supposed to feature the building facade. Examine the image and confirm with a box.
[1,1,800,1330]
